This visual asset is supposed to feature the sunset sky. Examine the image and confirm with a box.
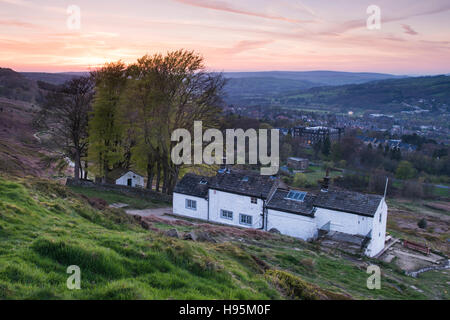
[1,0,449,74]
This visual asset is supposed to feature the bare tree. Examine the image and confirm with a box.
[38,76,94,179]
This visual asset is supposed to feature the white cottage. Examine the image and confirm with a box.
[107,168,145,188]
[173,170,387,257]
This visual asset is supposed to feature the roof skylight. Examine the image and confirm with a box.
[285,190,307,202]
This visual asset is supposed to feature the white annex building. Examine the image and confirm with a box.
[106,168,145,188]
[173,170,388,257]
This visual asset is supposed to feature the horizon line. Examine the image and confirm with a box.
[5,67,450,77]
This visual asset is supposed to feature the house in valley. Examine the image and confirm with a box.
[106,168,145,188]
[290,126,344,145]
[287,157,309,171]
[173,170,388,257]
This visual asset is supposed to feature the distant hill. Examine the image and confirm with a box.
[222,70,407,106]
[223,77,318,105]
[276,75,450,113]
[223,71,406,86]
[21,72,86,85]
[22,70,401,88]
[3,68,448,115]
[0,68,43,103]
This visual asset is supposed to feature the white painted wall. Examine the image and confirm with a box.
[267,209,317,240]
[171,188,388,258]
[208,189,264,228]
[314,200,387,258]
[115,171,144,188]
[172,193,209,221]
[365,199,388,257]
[314,207,373,237]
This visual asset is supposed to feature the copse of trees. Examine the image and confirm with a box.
[88,61,129,182]
[401,133,436,149]
[87,50,226,194]
[396,161,417,180]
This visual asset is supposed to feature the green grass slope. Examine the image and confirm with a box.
[0,176,447,300]
[0,177,283,299]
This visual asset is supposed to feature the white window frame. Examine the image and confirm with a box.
[239,214,253,226]
[185,199,197,211]
[251,197,257,204]
[220,209,233,220]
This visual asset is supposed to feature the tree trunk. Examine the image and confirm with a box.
[102,160,108,184]
[162,163,168,194]
[146,160,154,190]
[155,161,161,192]
[74,150,80,180]
[84,161,88,180]
[78,158,83,180]
[168,165,180,195]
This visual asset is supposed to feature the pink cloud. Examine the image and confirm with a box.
[0,19,42,29]
[216,40,274,55]
[402,24,418,36]
[174,0,315,24]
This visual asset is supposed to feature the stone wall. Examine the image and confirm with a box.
[66,178,172,203]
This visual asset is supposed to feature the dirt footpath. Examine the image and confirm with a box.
[125,207,178,221]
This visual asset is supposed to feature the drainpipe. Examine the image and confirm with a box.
[207,190,210,221]
[261,193,265,230]
[262,199,270,231]
[262,185,277,231]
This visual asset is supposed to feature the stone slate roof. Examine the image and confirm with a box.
[313,190,382,217]
[266,189,316,217]
[174,172,382,217]
[209,170,278,199]
[173,173,210,198]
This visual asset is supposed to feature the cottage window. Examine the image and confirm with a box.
[239,214,252,226]
[379,212,382,223]
[251,197,257,204]
[220,209,233,220]
[185,199,197,210]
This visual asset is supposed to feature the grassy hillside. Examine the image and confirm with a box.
[1,175,447,300]
[277,75,450,112]
[0,176,280,299]
[222,71,407,106]
[223,75,449,112]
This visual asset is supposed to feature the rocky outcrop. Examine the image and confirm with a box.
[269,228,281,234]
[165,228,181,239]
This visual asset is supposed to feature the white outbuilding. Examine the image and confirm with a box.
[107,168,145,188]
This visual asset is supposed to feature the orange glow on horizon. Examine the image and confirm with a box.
[0,0,449,75]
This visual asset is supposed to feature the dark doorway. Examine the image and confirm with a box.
[127,178,132,186]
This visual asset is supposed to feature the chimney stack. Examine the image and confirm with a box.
[321,168,330,192]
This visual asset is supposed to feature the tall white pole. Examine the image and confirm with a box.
[383,177,389,199]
